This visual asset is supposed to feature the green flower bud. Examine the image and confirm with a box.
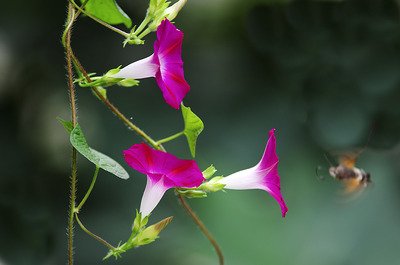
[148,0,169,17]
[134,216,173,246]
[103,215,172,260]
[165,0,187,21]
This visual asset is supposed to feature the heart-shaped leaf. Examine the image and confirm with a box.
[69,123,129,179]
[81,0,132,28]
[182,104,204,157]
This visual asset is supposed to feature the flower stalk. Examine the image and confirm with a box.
[75,166,99,213]
[75,213,117,251]
[156,131,184,145]
[178,195,224,265]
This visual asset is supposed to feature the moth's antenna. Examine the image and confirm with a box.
[316,153,334,181]
[323,153,334,167]
[356,127,374,157]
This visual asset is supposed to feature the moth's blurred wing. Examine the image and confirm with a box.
[339,154,357,169]
[337,178,369,202]
[342,178,362,194]
[343,177,371,195]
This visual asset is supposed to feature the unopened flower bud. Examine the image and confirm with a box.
[165,0,187,21]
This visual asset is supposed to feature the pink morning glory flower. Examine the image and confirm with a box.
[219,129,288,217]
[123,143,204,217]
[114,19,190,109]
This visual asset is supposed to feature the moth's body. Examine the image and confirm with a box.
[328,155,371,194]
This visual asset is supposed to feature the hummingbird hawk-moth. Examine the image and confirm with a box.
[328,153,371,194]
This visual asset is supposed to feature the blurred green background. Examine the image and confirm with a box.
[1,0,400,264]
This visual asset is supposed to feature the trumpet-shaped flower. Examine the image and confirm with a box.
[114,19,190,109]
[219,129,288,217]
[123,143,204,217]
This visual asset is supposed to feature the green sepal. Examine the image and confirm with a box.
[146,0,188,31]
[175,188,207,198]
[123,28,144,46]
[118,78,139,87]
[126,0,188,44]
[146,0,170,31]
[202,165,217,179]
[92,86,107,100]
[200,176,226,192]
[105,67,121,76]
[80,0,132,28]
[181,104,204,157]
[132,211,149,234]
[69,123,130,179]
[148,0,169,17]
[124,38,144,46]
[75,67,139,88]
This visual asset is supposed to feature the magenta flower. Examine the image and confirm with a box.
[123,143,204,217]
[114,19,190,109]
[219,129,288,217]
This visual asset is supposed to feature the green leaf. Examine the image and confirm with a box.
[181,104,204,157]
[81,0,132,28]
[57,118,73,133]
[90,149,129,179]
[70,124,129,179]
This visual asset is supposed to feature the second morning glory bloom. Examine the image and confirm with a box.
[123,143,204,217]
[114,19,190,109]
[219,129,288,217]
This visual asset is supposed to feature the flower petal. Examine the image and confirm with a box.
[219,129,288,217]
[123,143,204,187]
[140,177,169,217]
[219,167,265,190]
[153,19,190,109]
[163,158,204,188]
[261,165,288,217]
[256,128,279,170]
[154,20,184,62]
[123,143,154,176]
[155,68,190,109]
[114,54,158,79]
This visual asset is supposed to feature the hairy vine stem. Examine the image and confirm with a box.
[64,3,78,265]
